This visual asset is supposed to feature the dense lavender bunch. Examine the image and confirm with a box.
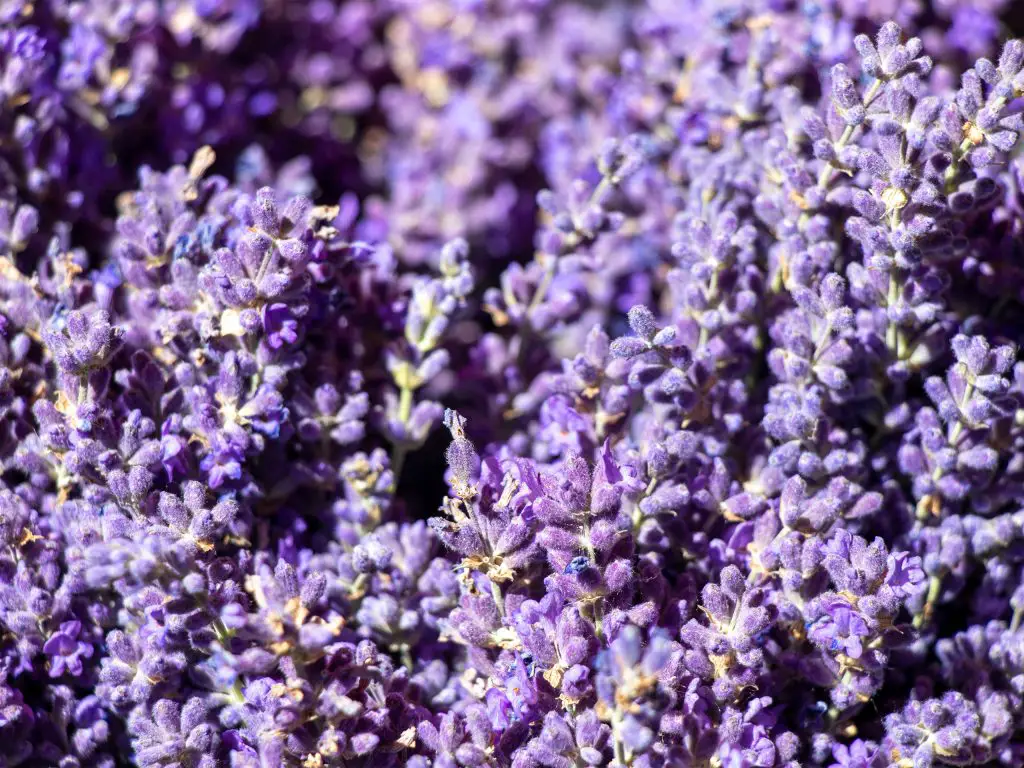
[5,0,1024,766]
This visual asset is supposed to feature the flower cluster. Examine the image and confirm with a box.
[3,1,1024,767]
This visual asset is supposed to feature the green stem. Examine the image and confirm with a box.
[632,479,658,534]
[949,382,974,447]
[490,579,506,618]
[228,680,245,706]
[254,241,279,288]
[388,385,415,488]
[914,574,943,628]
[612,708,628,766]
[390,446,407,491]
[526,257,558,317]
[212,618,234,643]
[350,573,369,598]
[398,384,413,424]
[885,272,900,353]
[817,79,882,190]
[522,177,615,334]
[581,516,604,640]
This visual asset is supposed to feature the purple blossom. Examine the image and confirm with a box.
[2,4,1024,767]
[42,621,95,678]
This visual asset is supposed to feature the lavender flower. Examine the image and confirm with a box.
[3,5,1024,767]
